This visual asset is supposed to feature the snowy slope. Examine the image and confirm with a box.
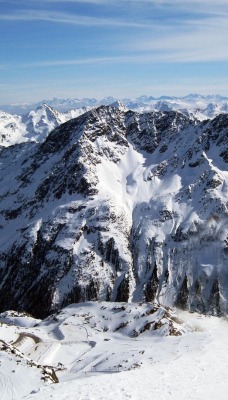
[0,302,187,399]
[0,106,227,317]
[0,334,58,400]
[0,104,91,146]
[0,110,27,146]
[25,311,228,400]
[0,303,227,400]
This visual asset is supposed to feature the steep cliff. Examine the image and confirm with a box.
[0,106,227,317]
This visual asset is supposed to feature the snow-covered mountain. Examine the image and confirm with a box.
[0,106,227,318]
[1,94,228,147]
[0,94,228,146]
[0,104,91,146]
[1,93,228,117]
[0,110,26,146]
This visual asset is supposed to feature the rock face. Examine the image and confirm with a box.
[2,94,228,147]
[0,106,227,318]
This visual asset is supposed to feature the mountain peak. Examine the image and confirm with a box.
[0,106,227,317]
[109,100,128,111]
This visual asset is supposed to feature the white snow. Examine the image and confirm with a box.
[0,304,227,399]
[0,105,89,147]
[1,93,228,147]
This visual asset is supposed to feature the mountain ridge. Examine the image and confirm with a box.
[0,105,227,318]
[1,94,228,148]
[1,92,228,116]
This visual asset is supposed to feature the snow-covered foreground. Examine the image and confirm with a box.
[0,303,227,400]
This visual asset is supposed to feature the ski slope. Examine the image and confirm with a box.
[0,303,227,399]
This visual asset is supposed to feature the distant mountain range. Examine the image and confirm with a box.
[1,93,228,116]
[1,94,228,147]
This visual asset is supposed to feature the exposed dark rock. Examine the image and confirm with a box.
[176,275,189,309]
[208,276,221,316]
[220,150,228,163]
[0,107,227,317]
[116,276,129,302]
[144,263,159,302]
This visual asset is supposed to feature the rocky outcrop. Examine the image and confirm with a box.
[0,106,227,317]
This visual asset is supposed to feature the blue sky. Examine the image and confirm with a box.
[0,0,228,103]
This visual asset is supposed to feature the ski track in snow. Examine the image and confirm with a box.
[0,370,17,400]
[24,314,228,400]
[0,305,227,399]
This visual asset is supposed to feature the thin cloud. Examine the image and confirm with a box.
[45,0,108,3]
[3,0,228,13]
[5,47,228,70]
[1,6,227,64]
[0,10,146,28]
[4,56,142,68]
[118,0,228,7]
[11,0,228,4]
[124,14,228,63]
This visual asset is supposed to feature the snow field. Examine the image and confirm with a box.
[0,303,227,399]
[25,310,228,400]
